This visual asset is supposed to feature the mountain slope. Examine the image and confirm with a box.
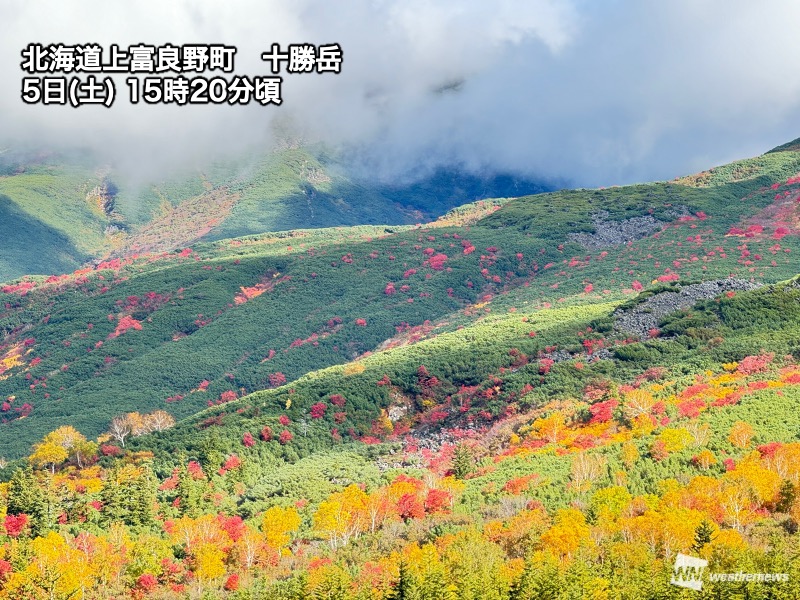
[0,146,549,282]
[1,139,800,458]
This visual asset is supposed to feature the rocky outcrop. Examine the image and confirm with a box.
[568,210,665,249]
[614,279,763,339]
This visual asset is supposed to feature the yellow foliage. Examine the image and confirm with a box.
[262,505,301,549]
[729,421,755,449]
[531,412,567,445]
[694,449,717,470]
[194,542,226,581]
[343,363,366,376]
[630,414,655,438]
[1,531,97,599]
[29,441,68,472]
[623,388,655,420]
[725,453,782,505]
[709,372,739,385]
[540,508,591,560]
[658,428,693,453]
[705,528,746,556]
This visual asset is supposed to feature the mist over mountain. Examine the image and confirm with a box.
[5,4,800,597]
[3,0,800,188]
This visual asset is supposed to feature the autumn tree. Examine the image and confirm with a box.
[729,421,755,449]
[620,442,640,469]
[570,453,607,494]
[144,410,175,433]
[109,415,133,447]
[262,505,301,550]
[313,484,368,549]
[622,389,656,421]
[38,426,97,468]
[29,440,68,474]
[532,412,567,445]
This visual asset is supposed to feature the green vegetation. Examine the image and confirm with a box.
[2,139,800,597]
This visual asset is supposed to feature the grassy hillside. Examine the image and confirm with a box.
[3,270,800,597]
[0,146,548,282]
[2,140,800,459]
[3,140,800,597]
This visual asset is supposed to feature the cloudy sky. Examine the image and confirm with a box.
[2,0,800,186]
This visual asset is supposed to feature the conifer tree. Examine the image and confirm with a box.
[692,519,715,553]
[451,443,474,480]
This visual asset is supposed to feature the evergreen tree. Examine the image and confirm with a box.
[176,464,208,518]
[387,561,420,600]
[776,480,796,513]
[510,558,562,600]
[692,519,715,553]
[6,467,53,536]
[6,467,40,516]
[128,463,157,527]
[451,444,474,480]
[309,565,351,600]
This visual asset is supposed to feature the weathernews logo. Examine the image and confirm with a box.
[671,553,707,591]
[670,553,789,591]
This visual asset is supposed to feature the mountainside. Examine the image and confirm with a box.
[0,145,548,283]
[3,140,800,598]
[2,140,800,457]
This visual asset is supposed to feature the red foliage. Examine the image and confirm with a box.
[310,402,327,419]
[503,474,537,495]
[224,574,240,591]
[187,461,205,479]
[260,426,273,441]
[217,515,245,542]
[677,397,706,419]
[100,444,122,457]
[397,493,425,520]
[279,415,290,426]
[428,253,448,271]
[538,358,555,375]
[269,372,287,387]
[109,315,142,338]
[588,399,618,424]
[384,283,396,295]
[572,434,597,449]
[220,390,238,403]
[355,318,367,326]
[242,432,256,447]
[222,455,242,471]
[3,514,28,538]
[737,353,774,375]
[757,442,782,459]
[508,348,528,368]
[279,429,293,444]
[424,489,452,513]
[137,573,159,592]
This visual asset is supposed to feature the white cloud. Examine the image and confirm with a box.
[1,0,800,186]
